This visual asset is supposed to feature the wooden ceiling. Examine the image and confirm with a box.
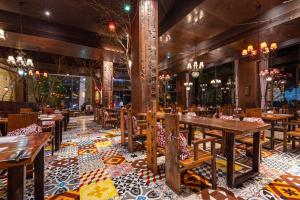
[159,0,300,73]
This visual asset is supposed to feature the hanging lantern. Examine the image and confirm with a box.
[36,70,40,76]
[108,20,116,32]
[43,72,48,77]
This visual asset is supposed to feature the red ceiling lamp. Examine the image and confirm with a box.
[108,20,116,32]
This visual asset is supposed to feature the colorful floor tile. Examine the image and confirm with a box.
[1,115,300,200]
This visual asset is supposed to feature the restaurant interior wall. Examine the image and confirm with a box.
[238,60,260,108]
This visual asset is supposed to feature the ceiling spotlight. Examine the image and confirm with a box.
[44,10,51,16]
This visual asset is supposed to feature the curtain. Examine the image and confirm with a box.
[259,60,268,110]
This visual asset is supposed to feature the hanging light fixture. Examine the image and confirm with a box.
[210,66,222,88]
[6,2,35,76]
[159,74,171,85]
[108,20,116,32]
[199,83,207,91]
[241,4,277,58]
[184,82,193,91]
[187,40,204,78]
[259,68,281,82]
[0,28,5,40]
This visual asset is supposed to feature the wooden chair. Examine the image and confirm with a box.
[127,110,147,152]
[43,107,55,115]
[283,120,300,151]
[245,108,262,118]
[20,107,33,114]
[120,108,128,145]
[7,114,27,132]
[103,109,118,128]
[165,114,217,194]
[236,117,268,158]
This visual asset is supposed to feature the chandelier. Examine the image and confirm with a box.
[187,40,204,78]
[210,79,222,88]
[159,74,171,84]
[221,86,230,93]
[259,68,280,82]
[226,78,235,87]
[184,81,193,91]
[7,51,34,76]
[241,4,277,58]
[242,42,277,57]
[199,83,207,91]
[210,66,221,88]
[0,28,5,40]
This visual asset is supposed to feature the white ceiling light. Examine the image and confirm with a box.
[0,29,5,40]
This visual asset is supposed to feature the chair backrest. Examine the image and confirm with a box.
[7,114,27,132]
[43,107,55,115]
[20,108,33,114]
[24,112,39,126]
[245,108,262,118]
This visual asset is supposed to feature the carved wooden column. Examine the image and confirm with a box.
[103,61,113,108]
[234,59,239,108]
[131,0,158,114]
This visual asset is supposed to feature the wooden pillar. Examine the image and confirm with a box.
[234,59,239,108]
[131,0,158,114]
[103,61,113,108]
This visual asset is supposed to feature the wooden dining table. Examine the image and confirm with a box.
[39,114,64,151]
[161,114,270,188]
[0,133,50,200]
[261,113,294,149]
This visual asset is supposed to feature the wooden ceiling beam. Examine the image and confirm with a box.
[160,1,300,71]
[0,9,102,48]
[158,0,205,36]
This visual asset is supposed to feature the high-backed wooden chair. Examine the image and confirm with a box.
[165,114,217,194]
[103,109,118,128]
[245,108,262,118]
[20,107,33,114]
[120,108,128,145]
[7,114,27,132]
[43,107,55,115]
[127,110,147,152]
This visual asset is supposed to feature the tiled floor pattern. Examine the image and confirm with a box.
[0,116,300,199]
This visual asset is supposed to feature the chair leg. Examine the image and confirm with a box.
[211,157,217,189]
[51,138,54,156]
[292,137,296,149]
[203,134,206,150]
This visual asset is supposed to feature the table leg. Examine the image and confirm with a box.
[8,165,26,200]
[270,121,275,149]
[188,125,193,145]
[226,133,235,188]
[64,117,67,131]
[55,121,60,151]
[283,123,288,152]
[34,146,45,200]
[59,120,63,143]
[252,132,260,172]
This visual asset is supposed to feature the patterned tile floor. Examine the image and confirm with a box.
[1,116,300,199]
